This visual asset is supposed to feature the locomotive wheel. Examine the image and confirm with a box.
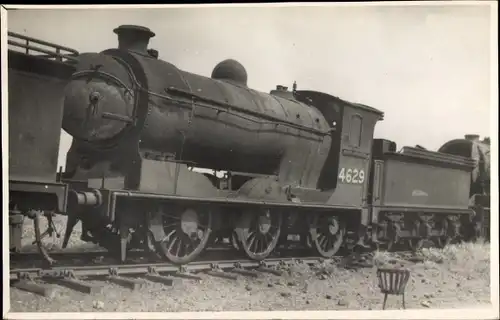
[408,223,424,251]
[408,221,433,252]
[157,207,212,265]
[236,209,282,260]
[385,221,401,252]
[230,231,242,251]
[436,219,461,248]
[309,214,345,258]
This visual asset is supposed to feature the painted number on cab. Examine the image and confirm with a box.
[338,168,365,184]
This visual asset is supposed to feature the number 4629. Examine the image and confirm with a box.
[338,168,365,184]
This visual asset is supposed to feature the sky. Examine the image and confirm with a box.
[6,4,494,170]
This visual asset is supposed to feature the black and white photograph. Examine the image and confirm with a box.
[2,2,498,319]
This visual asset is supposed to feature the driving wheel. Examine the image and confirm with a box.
[157,207,212,265]
[235,209,282,260]
[309,213,345,258]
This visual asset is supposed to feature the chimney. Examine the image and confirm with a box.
[465,134,480,141]
[113,25,155,55]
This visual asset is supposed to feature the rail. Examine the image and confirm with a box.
[10,257,303,280]
[7,31,79,63]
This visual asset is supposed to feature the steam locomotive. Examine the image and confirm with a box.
[8,25,491,266]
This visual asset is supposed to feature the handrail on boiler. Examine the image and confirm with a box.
[7,31,80,63]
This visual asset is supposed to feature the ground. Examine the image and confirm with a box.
[8,216,492,312]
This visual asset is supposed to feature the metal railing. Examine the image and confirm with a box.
[8,31,79,63]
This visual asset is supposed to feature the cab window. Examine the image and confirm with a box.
[349,114,363,147]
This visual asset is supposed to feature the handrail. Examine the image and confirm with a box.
[7,31,79,63]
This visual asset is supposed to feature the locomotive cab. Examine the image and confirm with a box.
[294,91,384,204]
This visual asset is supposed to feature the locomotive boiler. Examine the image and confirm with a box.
[62,25,331,190]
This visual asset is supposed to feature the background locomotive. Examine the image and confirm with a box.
[7,25,491,266]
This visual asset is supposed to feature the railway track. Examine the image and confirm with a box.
[10,245,312,268]
[10,256,333,298]
[10,229,428,302]
[10,245,396,299]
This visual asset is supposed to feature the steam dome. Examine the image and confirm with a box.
[211,59,248,86]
